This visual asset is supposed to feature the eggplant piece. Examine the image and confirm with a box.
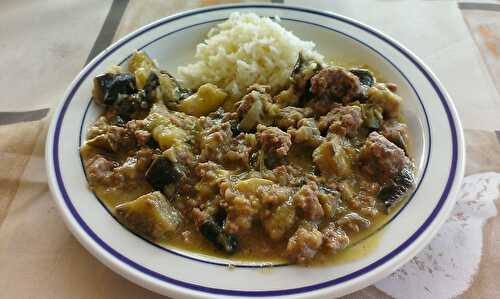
[113,93,149,121]
[200,220,238,254]
[114,191,182,241]
[378,167,415,213]
[145,156,184,190]
[360,103,384,130]
[349,68,375,87]
[92,73,137,106]
[159,70,192,101]
[143,71,160,102]
[229,120,242,137]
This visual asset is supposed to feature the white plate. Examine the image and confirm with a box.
[46,4,465,299]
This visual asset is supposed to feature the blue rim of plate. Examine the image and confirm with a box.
[50,4,459,297]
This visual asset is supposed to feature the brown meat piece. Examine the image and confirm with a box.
[318,106,363,138]
[321,223,349,253]
[381,119,409,150]
[288,118,323,147]
[286,221,323,263]
[256,125,292,158]
[310,67,363,104]
[336,212,371,233]
[275,107,313,130]
[199,121,233,164]
[359,132,410,183]
[235,85,278,131]
[292,181,324,221]
[84,154,116,186]
[219,182,261,235]
[114,148,154,181]
[126,120,151,146]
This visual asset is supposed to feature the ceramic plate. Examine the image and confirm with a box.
[46,4,465,298]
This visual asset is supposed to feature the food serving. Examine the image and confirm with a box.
[80,13,415,264]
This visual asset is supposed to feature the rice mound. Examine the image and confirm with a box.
[178,13,324,98]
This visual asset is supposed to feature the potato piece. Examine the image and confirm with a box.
[128,51,157,73]
[134,67,151,90]
[178,83,227,116]
[312,135,353,177]
[152,124,188,150]
[235,178,274,194]
[115,191,182,241]
[368,83,402,118]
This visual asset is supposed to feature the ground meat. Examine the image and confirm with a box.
[275,107,313,130]
[199,121,233,164]
[288,118,323,147]
[256,125,292,158]
[225,133,257,166]
[114,148,154,181]
[194,162,228,201]
[84,154,116,186]
[310,67,363,104]
[336,212,371,233]
[261,202,296,240]
[126,120,151,146]
[86,125,136,152]
[262,164,310,186]
[317,106,363,138]
[292,181,324,221]
[359,132,410,183]
[381,119,409,150]
[321,223,349,253]
[235,85,278,131]
[286,221,323,263]
[220,182,261,235]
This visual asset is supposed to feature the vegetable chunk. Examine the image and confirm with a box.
[115,191,182,241]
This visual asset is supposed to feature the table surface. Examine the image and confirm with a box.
[0,1,499,298]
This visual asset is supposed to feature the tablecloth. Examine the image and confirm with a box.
[0,0,499,298]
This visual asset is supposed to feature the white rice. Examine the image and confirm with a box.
[178,13,324,98]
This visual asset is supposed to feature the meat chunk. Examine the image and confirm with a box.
[126,120,151,146]
[199,121,233,163]
[256,125,292,168]
[225,133,258,167]
[359,132,410,183]
[286,221,323,263]
[321,223,349,253]
[336,212,371,233]
[115,148,154,181]
[261,202,296,240]
[317,106,363,138]
[381,119,409,151]
[257,125,292,158]
[310,67,363,104]
[292,181,324,221]
[235,85,279,132]
[115,191,182,241]
[275,107,313,130]
[86,125,136,152]
[288,118,323,147]
[220,182,261,235]
[84,154,116,186]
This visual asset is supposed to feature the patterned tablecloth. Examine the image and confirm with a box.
[0,1,499,298]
